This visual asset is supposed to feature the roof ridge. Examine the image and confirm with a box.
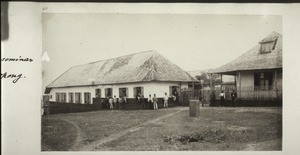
[46,49,198,88]
[71,50,157,68]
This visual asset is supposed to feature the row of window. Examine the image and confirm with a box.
[56,92,91,104]
[96,87,143,98]
[95,86,179,98]
[55,86,181,103]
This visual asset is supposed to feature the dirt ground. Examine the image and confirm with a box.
[42,106,282,151]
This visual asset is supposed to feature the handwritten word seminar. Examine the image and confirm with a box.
[2,56,33,62]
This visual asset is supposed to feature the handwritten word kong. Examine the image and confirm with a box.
[1,72,25,83]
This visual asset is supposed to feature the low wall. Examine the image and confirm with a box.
[210,99,282,107]
[44,98,182,114]
[45,102,102,115]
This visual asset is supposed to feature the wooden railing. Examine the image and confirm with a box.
[180,86,282,103]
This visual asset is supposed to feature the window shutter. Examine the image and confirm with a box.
[95,89,98,98]
[126,88,128,97]
[268,72,273,86]
[64,93,66,102]
[78,93,80,103]
[141,87,144,96]
[60,93,62,102]
[79,93,82,103]
[56,93,59,102]
[89,93,91,103]
[133,87,136,98]
[254,73,260,87]
[169,86,172,96]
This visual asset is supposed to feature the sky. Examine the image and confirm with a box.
[42,13,282,89]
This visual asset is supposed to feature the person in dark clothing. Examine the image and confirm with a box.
[105,97,110,109]
[174,90,179,102]
[101,99,105,109]
[136,93,141,104]
[140,95,146,109]
[231,90,238,107]
[219,91,225,107]
[143,95,148,109]
[210,91,216,107]
[199,93,203,107]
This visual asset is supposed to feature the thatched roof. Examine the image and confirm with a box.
[47,50,197,88]
[210,31,282,74]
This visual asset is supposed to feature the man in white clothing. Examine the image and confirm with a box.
[163,92,169,108]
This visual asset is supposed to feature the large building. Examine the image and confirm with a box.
[210,31,282,100]
[45,50,197,104]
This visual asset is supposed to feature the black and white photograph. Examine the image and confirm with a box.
[2,2,300,154]
[41,13,282,151]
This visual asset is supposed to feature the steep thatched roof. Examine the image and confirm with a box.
[47,50,197,88]
[210,31,282,74]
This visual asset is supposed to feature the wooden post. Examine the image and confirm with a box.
[234,74,237,90]
[209,73,213,89]
[192,82,195,100]
[274,69,278,99]
[238,71,241,99]
[189,100,200,117]
[220,74,223,91]
[179,82,182,105]
[192,82,195,90]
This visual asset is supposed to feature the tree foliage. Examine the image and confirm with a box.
[195,73,222,86]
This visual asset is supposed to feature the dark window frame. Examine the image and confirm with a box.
[133,87,144,98]
[260,38,278,54]
[75,92,82,103]
[105,88,113,98]
[84,92,91,104]
[68,92,74,103]
[95,88,101,98]
[254,72,273,90]
[119,87,128,98]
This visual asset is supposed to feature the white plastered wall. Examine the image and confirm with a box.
[48,81,189,103]
[237,71,254,89]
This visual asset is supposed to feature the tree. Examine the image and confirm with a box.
[195,72,222,87]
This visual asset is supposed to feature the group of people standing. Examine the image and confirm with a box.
[105,95,127,110]
[104,92,175,110]
[210,89,238,107]
[136,92,172,110]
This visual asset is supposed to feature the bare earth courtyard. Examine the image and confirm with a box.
[41,106,282,151]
